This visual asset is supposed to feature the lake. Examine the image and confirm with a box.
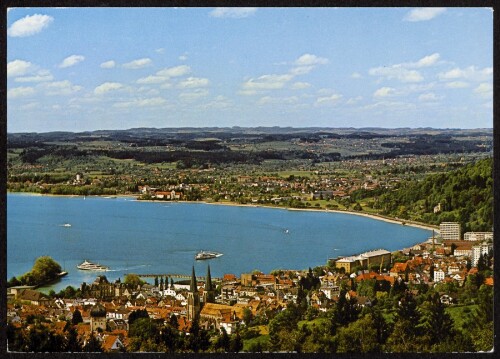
[7,193,432,292]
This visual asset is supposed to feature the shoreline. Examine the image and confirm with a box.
[8,191,439,233]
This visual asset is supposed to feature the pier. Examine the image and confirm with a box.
[132,273,222,281]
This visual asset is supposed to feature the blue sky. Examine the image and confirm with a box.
[7,7,493,132]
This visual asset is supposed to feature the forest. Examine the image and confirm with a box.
[363,158,493,234]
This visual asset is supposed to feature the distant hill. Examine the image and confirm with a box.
[374,158,493,234]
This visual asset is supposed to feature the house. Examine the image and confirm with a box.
[199,303,244,334]
[102,335,125,352]
[17,289,51,306]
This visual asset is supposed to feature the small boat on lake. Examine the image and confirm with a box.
[62,223,72,227]
[77,260,109,271]
[195,250,223,260]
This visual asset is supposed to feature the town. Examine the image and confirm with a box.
[6,221,493,352]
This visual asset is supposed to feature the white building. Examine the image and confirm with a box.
[440,222,461,240]
[463,232,493,241]
[434,269,446,282]
[472,242,493,267]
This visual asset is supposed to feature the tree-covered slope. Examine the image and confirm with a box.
[374,158,493,233]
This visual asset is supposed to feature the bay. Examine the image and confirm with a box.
[7,193,432,292]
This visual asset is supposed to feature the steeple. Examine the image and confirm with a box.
[190,266,197,292]
[187,266,200,321]
[206,265,213,291]
[203,265,215,304]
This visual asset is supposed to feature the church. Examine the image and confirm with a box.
[186,265,244,334]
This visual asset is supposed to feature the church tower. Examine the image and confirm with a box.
[203,265,215,305]
[187,266,200,321]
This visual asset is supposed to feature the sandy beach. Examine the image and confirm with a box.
[8,191,440,233]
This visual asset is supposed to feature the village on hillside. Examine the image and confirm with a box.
[6,222,493,352]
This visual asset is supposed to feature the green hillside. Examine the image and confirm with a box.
[373,158,493,234]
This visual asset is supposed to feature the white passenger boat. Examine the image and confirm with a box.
[77,260,109,271]
[195,250,223,260]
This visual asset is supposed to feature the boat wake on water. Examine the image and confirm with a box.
[107,264,150,272]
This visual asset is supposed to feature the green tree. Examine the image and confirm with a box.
[64,325,83,352]
[229,331,244,353]
[417,293,454,347]
[82,331,103,352]
[72,309,83,325]
[214,327,230,352]
[128,309,150,326]
[335,314,381,353]
[124,273,146,288]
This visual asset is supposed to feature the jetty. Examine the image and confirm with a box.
[132,273,222,281]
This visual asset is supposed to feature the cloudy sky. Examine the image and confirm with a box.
[7,7,493,132]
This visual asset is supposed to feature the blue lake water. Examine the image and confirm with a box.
[7,193,432,292]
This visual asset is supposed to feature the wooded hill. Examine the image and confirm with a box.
[372,158,493,234]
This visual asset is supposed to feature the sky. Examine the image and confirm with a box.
[6,7,493,132]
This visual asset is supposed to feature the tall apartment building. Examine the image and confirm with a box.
[472,242,493,267]
[440,222,461,240]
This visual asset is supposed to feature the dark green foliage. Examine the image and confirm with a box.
[71,309,83,325]
[127,309,149,326]
[185,316,210,352]
[229,331,244,353]
[82,331,103,352]
[214,327,231,352]
[64,325,83,352]
[373,158,493,232]
[18,256,62,286]
[417,293,454,346]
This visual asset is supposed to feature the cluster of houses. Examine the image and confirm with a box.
[7,222,493,352]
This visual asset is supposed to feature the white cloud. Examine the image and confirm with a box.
[179,89,209,101]
[137,75,168,85]
[94,82,124,95]
[59,55,85,68]
[294,54,329,66]
[210,7,257,18]
[8,14,53,37]
[316,93,343,106]
[346,96,363,105]
[20,102,40,111]
[474,83,493,98]
[257,96,299,105]
[122,58,152,69]
[137,65,191,85]
[445,81,469,89]
[404,8,446,22]
[114,97,168,108]
[155,48,165,54]
[179,54,188,61]
[374,87,396,98]
[290,66,315,76]
[242,74,294,92]
[8,86,35,99]
[438,66,492,82]
[351,72,362,79]
[7,60,32,77]
[201,95,232,110]
[157,65,191,77]
[178,77,210,89]
[100,60,116,69]
[414,53,440,67]
[15,70,53,83]
[291,82,312,90]
[44,80,83,96]
[368,53,441,83]
[418,92,440,102]
[369,66,423,83]
[8,60,54,82]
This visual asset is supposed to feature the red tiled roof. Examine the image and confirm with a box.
[484,277,494,286]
